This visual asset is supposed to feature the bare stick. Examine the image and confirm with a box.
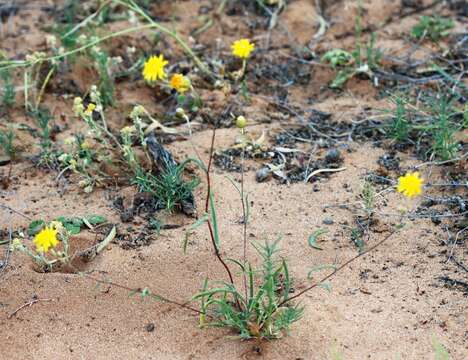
[77,271,207,316]
[204,129,237,289]
[0,203,32,220]
[0,225,12,276]
[8,297,54,319]
[279,229,399,306]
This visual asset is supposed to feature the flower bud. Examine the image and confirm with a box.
[236,115,247,129]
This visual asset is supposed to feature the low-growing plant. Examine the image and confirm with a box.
[384,92,463,160]
[0,127,16,159]
[31,107,58,167]
[411,16,454,42]
[89,44,117,107]
[322,49,353,69]
[11,220,72,271]
[360,180,375,216]
[134,161,200,213]
[12,215,111,272]
[0,66,15,109]
[429,96,460,160]
[321,0,382,88]
[389,96,410,142]
[71,87,198,211]
[194,240,303,339]
[58,133,110,192]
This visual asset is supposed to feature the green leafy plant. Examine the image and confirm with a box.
[13,216,113,273]
[58,133,109,193]
[430,96,460,160]
[322,1,381,89]
[384,92,463,160]
[0,66,15,109]
[12,220,73,271]
[28,215,107,236]
[0,127,16,158]
[134,161,200,213]
[322,49,353,69]
[89,45,116,107]
[361,181,375,216]
[389,96,410,142]
[411,16,454,42]
[30,107,58,167]
[194,240,303,339]
[72,89,198,211]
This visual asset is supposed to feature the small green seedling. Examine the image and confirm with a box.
[411,16,454,42]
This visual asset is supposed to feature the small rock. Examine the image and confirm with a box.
[120,209,134,223]
[0,155,11,166]
[323,217,334,225]
[255,167,271,183]
[325,149,341,163]
[145,323,155,332]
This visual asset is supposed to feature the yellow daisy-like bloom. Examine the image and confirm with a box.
[33,226,59,253]
[397,172,424,198]
[231,39,255,59]
[143,54,168,82]
[169,74,191,94]
[84,103,96,116]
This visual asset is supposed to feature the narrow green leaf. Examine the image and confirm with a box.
[308,229,327,250]
[317,281,332,292]
[209,190,220,250]
[307,264,336,279]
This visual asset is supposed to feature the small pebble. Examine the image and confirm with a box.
[255,167,271,182]
[323,217,334,225]
[325,148,341,163]
[145,323,155,332]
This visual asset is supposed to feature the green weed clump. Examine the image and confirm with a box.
[322,1,381,89]
[385,93,464,160]
[429,96,461,161]
[194,240,303,339]
[0,67,15,109]
[389,97,410,143]
[133,161,199,213]
[411,16,454,42]
[31,107,59,167]
[0,127,16,159]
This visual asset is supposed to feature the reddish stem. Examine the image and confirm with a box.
[204,128,239,305]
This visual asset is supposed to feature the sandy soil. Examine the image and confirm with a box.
[1,1,467,359]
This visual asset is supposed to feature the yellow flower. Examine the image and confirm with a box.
[397,172,424,198]
[169,74,191,94]
[33,226,59,253]
[84,103,96,116]
[143,54,168,82]
[231,39,255,59]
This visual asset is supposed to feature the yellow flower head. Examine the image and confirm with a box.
[231,39,255,59]
[397,172,424,198]
[84,103,96,116]
[143,54,168,82]
[33,226,59,253]
[169,74,191,94]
